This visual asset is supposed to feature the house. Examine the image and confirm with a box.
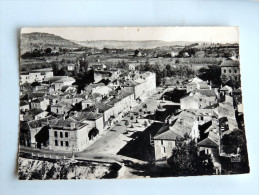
[121,72,156,100]
[220,59,240,81]
[53,77,75,91]
[220,85,233,96]
[128,63,140,71]
[153,110,199,161]
[44,76,75,91]
[67,64,75,71]
[81,98,95,110]
[70,111,104,134]
[20,101,30,112]
[186,76,211,93]
[197,131,221,174]
[20,68,53,84]
[50,101,73,115]
[94,71,113,83]
[180,90,217,110]
[72,94,86,105]
[92,86,112,97]
[48,117,90,152]
[95,102,114,127]
[170,51,178,57]
[30,97,49,110]
[20,116,57,148]
[23,108,49,121]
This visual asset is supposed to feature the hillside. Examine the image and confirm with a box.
[74,40,194,50]
[20,32,81,54]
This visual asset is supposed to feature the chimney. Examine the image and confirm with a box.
[179,119,184,125]
[74,111,78,117]
[168,118,172,125]
[71,122,76,129]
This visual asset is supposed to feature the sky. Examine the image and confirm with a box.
[21,27,239,43]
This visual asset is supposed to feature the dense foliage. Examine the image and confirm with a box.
[167,140,215,176]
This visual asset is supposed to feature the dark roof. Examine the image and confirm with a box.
[27,116,57,129]
[20,92,45,101]
[197,138,218,148]
[20,101,29,106]
[154,125,180,140]
[121,80,138,87]
[51,117,87,130]
[221,60,239,67]
[95,102,113,111]
[71,111,102,121]
[27,108,45,116]
[192,89,217,97]
[31,98,45,103]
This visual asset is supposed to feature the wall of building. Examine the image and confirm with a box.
[154,139,176,161]
[49,125,89,152]
[221,66,240,81]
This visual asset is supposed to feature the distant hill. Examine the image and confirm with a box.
[74,40,194,50]
[20,32,81,54]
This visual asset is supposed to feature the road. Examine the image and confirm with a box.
[20,88,166,165]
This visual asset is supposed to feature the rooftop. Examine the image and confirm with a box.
[221,59,239,67]
[192,89,217,97]
[51,117,87,130]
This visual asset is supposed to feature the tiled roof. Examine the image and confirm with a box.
[51,117,87,130]
[71,111,102,121]
[27,108,45,116]
[27,116,57,129]
[154,125,181,140]
[221,60,239,67]
[220,85,232,91]
[192,89,217,97]
[121,80,138,87]
[20,92,45,101]
[95,102,113,111]
[197,137,218,148]
[20,101,29,106]
[198,83,211,90]
[154,110,197,140]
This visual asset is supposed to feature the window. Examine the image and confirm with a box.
[66,141,69,147]
[201,116,204,121]
[60,132,63,138]
[161,140,163,145]
[55,140,58,146]
[54,131,58,137]
[65,132,69,137]
[235,69,237,73]
[163,147,166,153]
[229,69,232,73]
[224,69,226,73]
[60,141,63,146]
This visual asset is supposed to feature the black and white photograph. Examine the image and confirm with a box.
[18,27,249,180]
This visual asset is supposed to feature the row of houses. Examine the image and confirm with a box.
[20,67,156,153]
[153,76,242,174]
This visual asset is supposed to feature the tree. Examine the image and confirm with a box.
[143,104,148,113]
[167,140,215,176]
[198,65,221,87]
[221,129,249,173]
[221,129,247,154]
[45,48,52,54]
[124,120,129,133]
[143,120,148,128]
[88,128,99,140]
[130,116,134,128]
